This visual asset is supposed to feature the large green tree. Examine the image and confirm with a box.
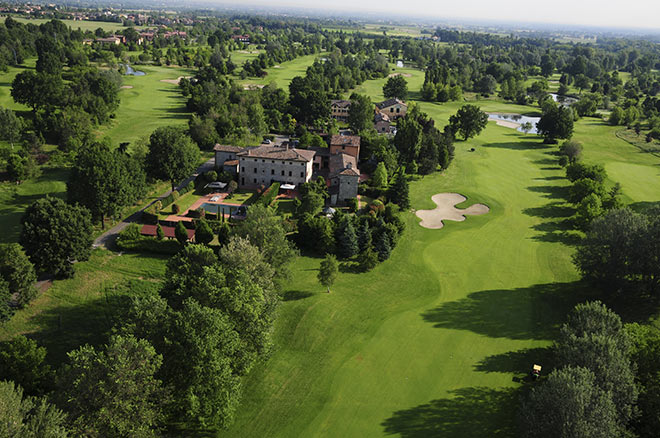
[536,104,574,144]
[448,104,489,141]
[20,197,93,278]
[57,335,169,438]
[347,93,373,133]
[382,75,408,100]
[0,243,37,308]
[0,107,23,149]
[519,366,620,438]
[146,126,200,191]
[0,380,69,438]
[318,254,338,293]
[67,142,138,227]
[388,171,410,210]
[0,336,52,397]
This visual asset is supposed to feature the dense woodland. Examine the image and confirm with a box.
[0,10,660,437]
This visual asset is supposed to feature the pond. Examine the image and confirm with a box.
[200,202,247,217]
[488,113,541,134]
[121,63,146,76]
[549,93,577,106]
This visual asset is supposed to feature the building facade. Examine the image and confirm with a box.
[376,98,407,120]
[237,145,315,189]
[330,100,351,123]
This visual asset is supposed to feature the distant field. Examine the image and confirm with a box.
[3,15,135,32]
[230,49,264,67]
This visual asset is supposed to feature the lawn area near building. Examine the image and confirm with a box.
[235,53,328,89]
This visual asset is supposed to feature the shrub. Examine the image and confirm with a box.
[257,182,280,207]
[156,224,164,240]
[172,203,180,214]
[347,197,358,213]
[153,200,162,214]
[204,170,217,182]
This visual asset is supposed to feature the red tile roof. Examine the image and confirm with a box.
[237,145,315,162]
[330,135,361,148]
[140,225,194,240]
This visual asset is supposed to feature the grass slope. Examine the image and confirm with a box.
[235,53,326,89]
[4,16,144,32]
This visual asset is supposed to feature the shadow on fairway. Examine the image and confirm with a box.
[474,347,555,375]
[421,282,592,340]
[381,387,519,438]
[481,140,548,151]
[281,290,313,301]
[525,184,569,200]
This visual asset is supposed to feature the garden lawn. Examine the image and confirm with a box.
[218,74,660,436]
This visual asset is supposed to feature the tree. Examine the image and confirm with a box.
[20,197,93,278]
[394,115,422,163]
[448,105,489,141]
[383,75,408,100]
[475,74,497,95]
[575,193,603,230]
[0,243,37,308]
[347,93,373,133]
[67,142,135,227]
[0,336,52,396]
[336,217,359,259]
[146,126,200,191]
[234,204,297,278]
[195,218,214,245]
[556,301,637,426]
[559,140,583,165]
[318,254,338,293]
[572,208,652,293]
[156,224,164,240]
[568,178,605,204]
[175,221,189,246]
[217,222,231,247]
[218,236,276,298]
[519,366,620,438]
[5,153,38,184]
[566,162,606,184]
[0,279,11,322]
[0,107,23,149]
[358,245,379,272]
[627,324,660,438]
[374,229,391,261]
[371,162,388,188]
[520,121,533,134]
[388,171,410,210]
[536,104,574,144]
[58,335,169,438]
[0,380,69,438]
[540,54,555,77]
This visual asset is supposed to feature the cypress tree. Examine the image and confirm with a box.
[388,172,410,210]
[357,221,372,252]
[175,221,189,246]
[337,218,359,259]
[195,219,214,245]
[374,228,391,261]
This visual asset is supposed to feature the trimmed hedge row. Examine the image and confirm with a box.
[116,224,181,255]
[257,182,280,207]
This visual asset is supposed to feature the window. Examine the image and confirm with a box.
[253,178,257,183]
[271,169,274,175]
[396,107,400,113]
[390,108,393,112]
[241,167,245,172]
[281,170,284,176]
[271,160,275,163]
[253,168,257,173]
[300,172,304,178]
[254,159,257,162]
[262,159,265,162]
[241,177,244,185]
[288,171,292,177]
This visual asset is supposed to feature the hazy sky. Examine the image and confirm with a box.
[236,0,660,30]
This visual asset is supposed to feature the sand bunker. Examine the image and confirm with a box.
[243,83,266,90]
[160,76,191,85]
[120,85,133,89]
[416,193,489,229]
[493,120,520,129]
[388,72,412,78]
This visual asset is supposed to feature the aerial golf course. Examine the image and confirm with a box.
[0,48,659,436]
[217,67,660,437]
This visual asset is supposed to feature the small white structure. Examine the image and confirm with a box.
[205,182,227,190]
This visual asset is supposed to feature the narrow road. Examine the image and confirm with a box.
[93,158,215,249]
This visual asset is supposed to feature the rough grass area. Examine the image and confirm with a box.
[235,53,327,89]
[4,15,150,32]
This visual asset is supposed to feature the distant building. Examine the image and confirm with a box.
[329,153,360,205]
[214,144,243,176]
[374,111,394,134]
[231,34,250,43]
[330,99,351,123]
[237,145,315,189]
[376,98,407,120]
[329,135,360,160]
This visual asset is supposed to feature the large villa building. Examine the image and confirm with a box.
[213,135,362,205]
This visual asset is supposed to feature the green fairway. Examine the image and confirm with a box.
[99,64,193,146]
[216,73,660,436]
[235,53,327,89]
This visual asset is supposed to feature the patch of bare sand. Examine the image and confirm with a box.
[493,120,521,129]
[120,85,133,89]
[416,193,489,229]
[160,76,191,85]
[243,83,266,90]
[388,72,412,78]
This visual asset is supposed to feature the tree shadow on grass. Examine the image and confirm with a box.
[522,203,574,220]
[421,282,594,341]
[381,387,519,438]
[481,140,548,151]
[281,290,313,301]
[525,185,569,200]
[475,347,555,376]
